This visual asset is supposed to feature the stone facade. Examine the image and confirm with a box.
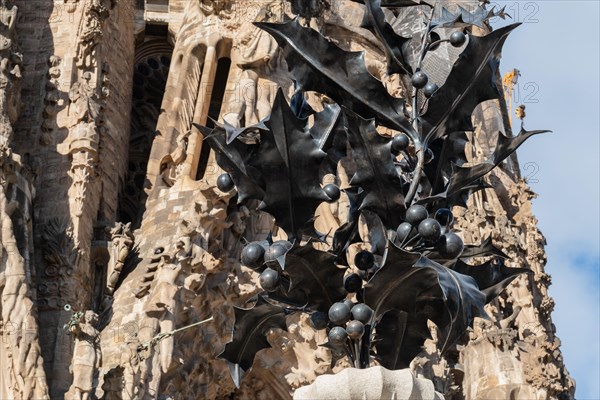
[0,0,574,399]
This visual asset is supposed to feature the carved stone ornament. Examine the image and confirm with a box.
[294,367,444,400]
[65,311,101,400]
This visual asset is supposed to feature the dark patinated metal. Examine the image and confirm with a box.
[198,1,547,386]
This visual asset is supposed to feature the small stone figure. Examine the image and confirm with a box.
[67,311,101,400]
[160,130,190,186]
[76,0,110,68]
[106,222,134,295]
[68,71,102,127]
[120,333,143,400]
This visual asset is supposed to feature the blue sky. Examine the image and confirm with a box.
[491,1,600,398]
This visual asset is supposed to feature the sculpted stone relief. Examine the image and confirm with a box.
[65,311,102,400]
[0,2,49,398]
[0,0,21,147]
[0,0,575,399]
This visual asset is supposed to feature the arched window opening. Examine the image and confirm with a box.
[117,38,173,228]
[196,56,231,180]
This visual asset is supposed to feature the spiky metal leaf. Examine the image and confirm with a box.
[421,23,521,144]
[331,188,364,265]
[219,296,287,388]
[197,125,265,203]
[345,110,406,229]
[447,128,549,196]
[452,259,530,303]
[431,5,509,30]
[360,0,413,75]
[365,242,487,353]
[251,89,329,238]
[461,235,509,259]
[268,245,346,313]
[373,309,431,370]
[255,19,418,139]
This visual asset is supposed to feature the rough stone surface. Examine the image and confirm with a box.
[0,0,575,399]
[293,367,444,400]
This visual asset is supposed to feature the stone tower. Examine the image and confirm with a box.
[0,0,574,399]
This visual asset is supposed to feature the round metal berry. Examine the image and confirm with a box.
[396,222,416,243]
[328,326,348,347]
[405,205,429,226]
[264,241,291,265]
[241,242,265,269]
[438,232,464,259]
[310,311,329,330]
[259,268,279,292]
[418,218,442,243]
[328,302,352,326]
[450,31,467,47]
[344,274,363,293]
[391,133,410,154]
[351,304,373,324]
[216,173,234,192]
[346,320,365,340]
[323,184,341,202]
[354,251,375,271]
[423,82,439,98]
[412,71,428,89]
[343,299,355,310]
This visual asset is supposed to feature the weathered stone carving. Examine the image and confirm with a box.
[294,367,444,400]
[0,0,575,398]
[66,311,101,400]
[40,218,79,310]
[41,55,63,146]
[58,62,109,242]
[0,0,21,146]
[199,0,231,17]
[0,182,50,399]
[76,0,111,69]
[106,222,134,295]
[160,129,190,187]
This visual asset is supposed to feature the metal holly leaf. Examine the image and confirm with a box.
[196,124,265,203]
[421,23,521,144]
[268,244,346,313]
[250,89,329,238]
[452,258,530,303]
[290,87,315,119]
[210,117,270,145]
[363,244,429,320]
[345,110,406,229]
[447,127,549,196]
[424,131,470,195]
[361,210,388,256]
[309,101,342,150]
[311,101,347,175]
[255,19,418,140]
[415,256,487,352]
[360,0,413,75]
[365,242,487,353]
[431,5,508,30]
[332,188,364,265]
[373,309,431,370]
[461,235,509,259]
[219,296,287,388]
[415,178,490,207]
